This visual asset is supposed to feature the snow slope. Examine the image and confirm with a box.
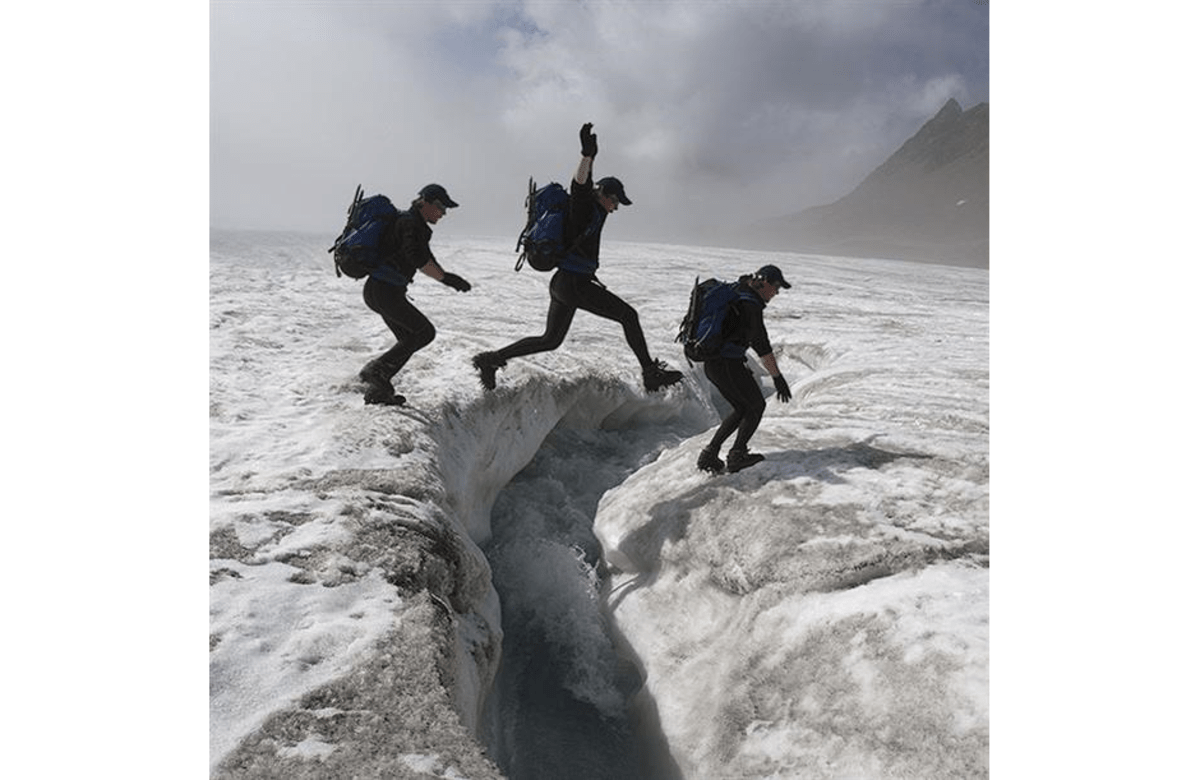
[594,253,988,777]
[210,230,988,778]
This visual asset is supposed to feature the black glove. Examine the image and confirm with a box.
[580,122,598,158]
[773,374,792,403]
[441,272,471,292]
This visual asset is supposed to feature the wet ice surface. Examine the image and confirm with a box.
[210,230,987,777]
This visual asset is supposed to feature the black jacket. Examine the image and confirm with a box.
[722,276,773,359]
[560,176,606,275]
[372,207,434,285]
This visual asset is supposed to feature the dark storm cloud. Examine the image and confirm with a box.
[211,0,988,244]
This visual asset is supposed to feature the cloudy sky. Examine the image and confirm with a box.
[211,0,988,245]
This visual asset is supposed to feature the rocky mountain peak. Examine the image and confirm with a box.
[868,98,986,181]
[742,98,989,268]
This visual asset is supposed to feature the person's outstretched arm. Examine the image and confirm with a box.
[575,122,597,185]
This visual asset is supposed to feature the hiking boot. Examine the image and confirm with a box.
[643,359,683,392]
[365,391,406,407]
[359,362,397,403]
[697,447,724,474]
[472,352,506,391]
[726,447,765,473]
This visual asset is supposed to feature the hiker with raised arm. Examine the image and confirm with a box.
[472,123,683,393]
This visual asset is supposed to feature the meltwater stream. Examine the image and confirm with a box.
[479,422,689,780]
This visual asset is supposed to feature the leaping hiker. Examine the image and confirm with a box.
[472,122,683,393]
[692,265,794,474]
[354,183,473,406]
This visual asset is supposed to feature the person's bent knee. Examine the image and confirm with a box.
[732,394,765,419]
[537,323,570,351]
[413,323,436,350]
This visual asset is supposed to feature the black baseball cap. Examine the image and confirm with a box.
[418,183,459,208]
[756,264,792,289]
[596,176,632,206]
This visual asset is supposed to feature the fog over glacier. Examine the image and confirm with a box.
[206,228,989,778]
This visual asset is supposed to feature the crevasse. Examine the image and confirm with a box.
[430,373,713,778]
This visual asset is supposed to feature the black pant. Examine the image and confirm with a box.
[704,357,766,453]
[362,277,435,379]
[494,270,652,367]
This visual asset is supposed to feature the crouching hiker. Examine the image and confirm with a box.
[359,183,473,406]
[472,122,683,393]
[696,264,793,474]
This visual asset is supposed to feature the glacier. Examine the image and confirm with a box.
[210,231,988,778]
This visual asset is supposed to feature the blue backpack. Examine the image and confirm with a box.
[676,277,756,363]
[514,179,568,271]
[328,185,399,279]
[514,178,599,272]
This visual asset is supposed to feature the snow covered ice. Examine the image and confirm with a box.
[210,230,988,778]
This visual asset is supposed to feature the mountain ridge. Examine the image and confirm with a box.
[744,99,989,268]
